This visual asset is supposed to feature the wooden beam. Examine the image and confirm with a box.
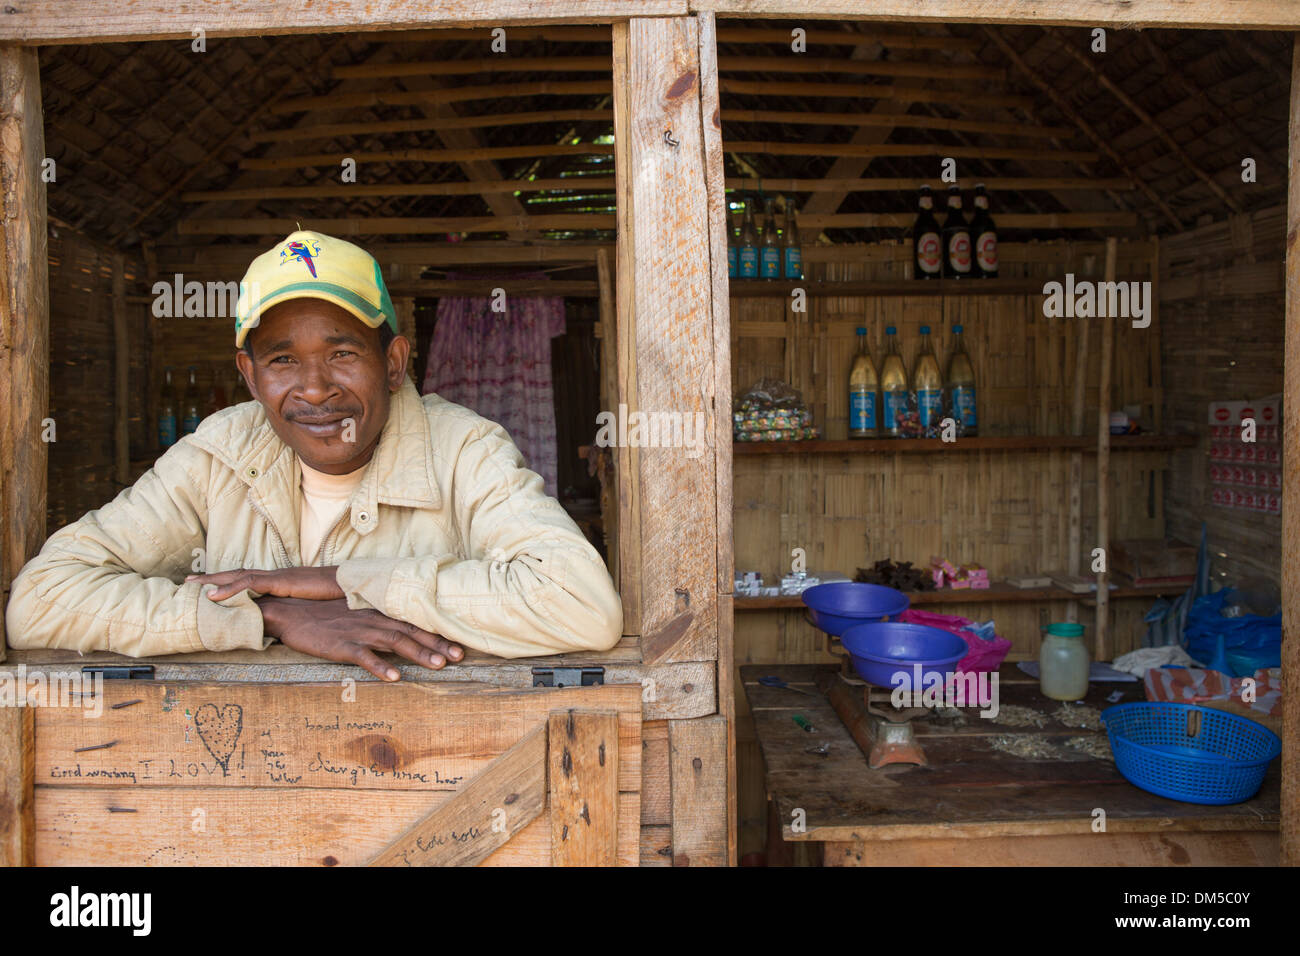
[240,143,613,171]
[1280,33,1300,871]
[725,141,1099,163]
[250,111,612,144]
[719,77,1035,111]
[1095,237,1117,662]
[0,46,48,654]
[717,54,1001,81]
[715,26,977,50]
[337,55,611,78]
[1050,30,1244,216]
[158,240,610,271]
[178,214,616,236]
[272,81,610,116]
[726,108,1074,140]
[691,0,1300,29]
[982,28,1183,232]
[0,1,687,43]
[366,722,547,866]
[728,176,1133,193]
[182,177,615,203]
[548,711,620,866]
[177,211,1135,236]
[386,279,598,297]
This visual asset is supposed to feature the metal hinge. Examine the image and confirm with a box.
[82,665,155,680]
[531,666,604,688]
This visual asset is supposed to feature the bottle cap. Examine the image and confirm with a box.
[856,326,867,335]
[919,326,931,335]
[885,326,897,335]
[1045,622,1086,638]
[953,324,963,334]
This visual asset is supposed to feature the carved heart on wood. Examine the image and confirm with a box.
[195,702,243,773]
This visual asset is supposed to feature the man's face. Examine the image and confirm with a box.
[235,298,409,475]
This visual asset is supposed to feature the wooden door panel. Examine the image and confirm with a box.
[33,680,641,866]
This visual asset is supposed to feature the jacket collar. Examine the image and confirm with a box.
[190,377,443,524]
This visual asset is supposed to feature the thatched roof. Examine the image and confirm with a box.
[39,21,1291,257]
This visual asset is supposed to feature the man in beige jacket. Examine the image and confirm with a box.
[5,230,623,679]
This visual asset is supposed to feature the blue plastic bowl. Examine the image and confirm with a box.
[839,621,968,689]
[801,582,910,636]
[1101,702,1281,805]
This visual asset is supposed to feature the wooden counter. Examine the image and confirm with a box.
[743,663,1280,866]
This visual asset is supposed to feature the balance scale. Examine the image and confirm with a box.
[822,629,931,769]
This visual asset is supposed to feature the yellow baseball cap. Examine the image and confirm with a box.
[234,229,397,348]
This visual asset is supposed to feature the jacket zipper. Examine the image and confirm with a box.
[247,492,292,568]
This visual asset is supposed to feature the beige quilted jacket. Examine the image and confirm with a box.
[5,378,622,659]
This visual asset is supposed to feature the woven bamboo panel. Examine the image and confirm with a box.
[1160,206,1285,586]
[46,233,148,531]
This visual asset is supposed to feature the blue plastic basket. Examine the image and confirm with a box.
[1100,702,1281,805]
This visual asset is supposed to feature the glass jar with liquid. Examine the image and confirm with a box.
[1039,622,1090,701]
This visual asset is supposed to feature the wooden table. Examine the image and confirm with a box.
[743,663,1280,866]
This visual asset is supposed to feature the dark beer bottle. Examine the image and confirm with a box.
[942,185,973,279]
[912,186,942,280]
[970,183,998,279]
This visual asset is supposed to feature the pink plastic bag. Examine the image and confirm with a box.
[898,608,1011,674]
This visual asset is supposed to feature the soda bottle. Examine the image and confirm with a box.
[181,366,201,435]
[738,202,759,279]
[760,197,781,279]
[879,327,909,438]
[946,324,978,434]
[942,185,972,279]
[912,185,942,280]
[158,367,178,448]
[914,326,943,431]
[848,327,879,438]
[782,199,803,279]
[970,183,998,279]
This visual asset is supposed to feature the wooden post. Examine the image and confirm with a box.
[613,17,719,665]
[112,253,129,487]
[0,44,49,659]
[1065,255,1090,623]
[596,247,623,599]
[1279,33,1300,869]
[548,711,620,866]
[1095,238,1117,662]
[0,44,44,861]
[696,8,737,867]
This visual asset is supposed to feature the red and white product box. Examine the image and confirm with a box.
[1208,401,1248,427]
[1211,487,1227,505]
[1268,495,1282,514]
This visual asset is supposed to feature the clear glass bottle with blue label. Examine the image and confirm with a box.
[848,327,879,437]
[738,202,759,279]
[782,200,802,279]
[946,323,978,435]
[914,326,943,433]
[158,366,178,448]
[879,327,908,438]
[760,197,781,279]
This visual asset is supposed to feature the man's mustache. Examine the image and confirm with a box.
[284,407,360,422]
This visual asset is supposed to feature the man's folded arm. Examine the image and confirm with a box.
[4,446,266,656]
[335,422,623,659]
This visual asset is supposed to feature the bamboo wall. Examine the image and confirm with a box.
[1160,205,1286,586]
[46,232,148,530]
[732,238,1169,856]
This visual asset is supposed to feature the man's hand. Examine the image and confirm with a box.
[256,596,463,680]
[187,566,344,602]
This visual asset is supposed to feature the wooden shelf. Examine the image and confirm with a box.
[734,580,1185,610]
[726,277,1145,298]
[733,434,1198,455]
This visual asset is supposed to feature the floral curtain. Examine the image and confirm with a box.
[420,271,567,497]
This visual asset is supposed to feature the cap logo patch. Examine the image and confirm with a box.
[280,238,322,277]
